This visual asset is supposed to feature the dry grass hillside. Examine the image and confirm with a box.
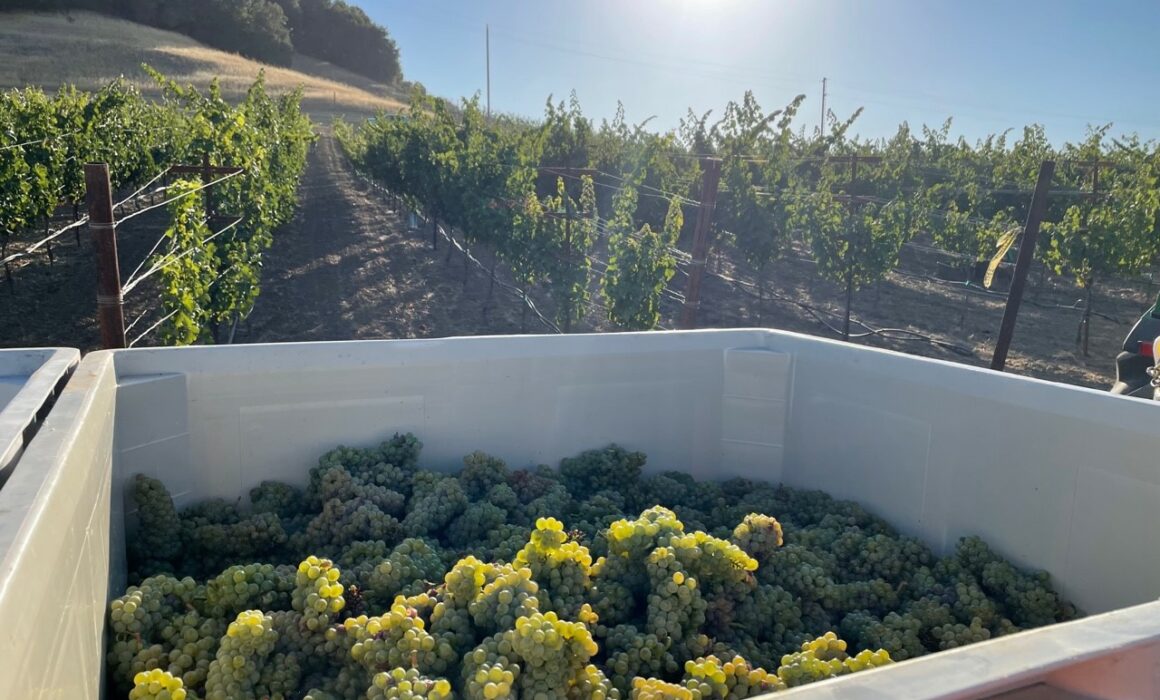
[0,10,407,119]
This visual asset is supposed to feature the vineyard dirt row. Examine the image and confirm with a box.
[2,133,1151,389]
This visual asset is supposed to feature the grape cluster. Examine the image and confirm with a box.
[644,547,707,648]
[157,611,223,689]
[204,563,295,618]
[447,502,509,549]
[730,513,784,565]
[249,480,305,518]
[403,478,468,537]
[108,575,201,686]
[560,445,646,495]
[458,451,511,500]
[182,512,289,574]
[775,632,892,688]
[462,639,520,700]
[365,538,446,605]
[604,624,678,694]
[131,474,183,569]
[299,496,402,552]
[293,556,346,631]
[682,654,786,698]
[111,435,1081,699]
[367,668,454,699]
[469,564,541,635]
[204,610,279,700]
[507,610,599,696]
[348,602,458,676]
[514,517,594,616]
[130,669,193,700]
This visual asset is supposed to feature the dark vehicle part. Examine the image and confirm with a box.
[1111,293,1160,399]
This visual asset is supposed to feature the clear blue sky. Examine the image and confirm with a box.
[356,0,1160,145]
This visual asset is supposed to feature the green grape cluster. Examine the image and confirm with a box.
[560,445,645,496]
[249,480,305,518]
[204,610,279,700]
[312,434,421,498]
[567,664,620,700]
[604,624,677,694]
[682,654,786,698]
[776,632,892,688]
[514,517,594,616]
[839,611,924,660]
[479,524,531,564]
[365,538,446,605]
[108,575,201,684]
[293,556,346,631]
[256,651,303,698]
[131,474,184,568]
[820,578,899,615]
[158,611,224,689]
[732,584,802,648]
[644,547,707,649]
[403,478,469,537]
[932,617,991,650]
[506,468,558,503]
[348,602,458,676]
[338,539,393,581]
[367,668,454,699]
[730,513,784,565]
[320,465,408,517]
[110,437,1083,698]
[204,563,295,618]
[458,451,511,500]
[447,502,509,548]
[507,610,599,696]
[130,668,195,700]
[521,481,573,521]
[485,483,521,515]
[463,650,520,700]
[299,497,404,552]
[178,499,242,533]
[182,512,289,574]
[469,564,541,635]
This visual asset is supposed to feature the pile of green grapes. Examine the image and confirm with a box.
[110,433,1079,699]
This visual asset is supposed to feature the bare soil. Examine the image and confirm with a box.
[3,133,1152,392]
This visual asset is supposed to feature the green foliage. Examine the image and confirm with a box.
[155,179,216,345]
[602,186,683,330]
[0,69,311,344]
[1045,127,1160,287]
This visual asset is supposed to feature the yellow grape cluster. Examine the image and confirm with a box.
[203,610,278,700]
[514,517,594,616]
[367,668,454,699]
[631,677,693,700]
[682,655,785,698]
[468,564,541,634]
[130,669,192,700]
[293,556,346,631]
[731,513,784,564]
[776,632,892,687]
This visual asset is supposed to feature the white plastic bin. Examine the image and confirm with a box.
[3,331,1160,699]
[0,347,78,485]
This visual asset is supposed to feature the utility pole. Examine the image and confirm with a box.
[486,24,491,119]
[820,77,827,136]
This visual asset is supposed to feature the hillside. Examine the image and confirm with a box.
[0,11,406,118]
